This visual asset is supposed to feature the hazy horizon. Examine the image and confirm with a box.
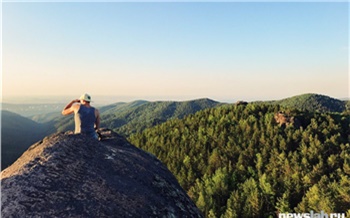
[2,2,349,103]
[1,92,349,105]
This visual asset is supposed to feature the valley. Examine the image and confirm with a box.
[1,93,349,216]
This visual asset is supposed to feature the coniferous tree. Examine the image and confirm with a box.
[129,103,350,217]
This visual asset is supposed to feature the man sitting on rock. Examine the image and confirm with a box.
[62,93,100,139]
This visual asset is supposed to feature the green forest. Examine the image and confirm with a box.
[2,94,350,215]
[270,93,347,113]
[101,98,220,136]
[129,103,350,217]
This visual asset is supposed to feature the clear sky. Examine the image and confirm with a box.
[2,2,349,103]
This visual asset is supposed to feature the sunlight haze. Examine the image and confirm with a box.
[2,2,349,103]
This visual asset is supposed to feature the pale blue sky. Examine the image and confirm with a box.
[2,2,349,103]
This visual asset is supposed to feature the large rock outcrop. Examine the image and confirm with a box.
[274,111,300,128]
[1,129,202,217]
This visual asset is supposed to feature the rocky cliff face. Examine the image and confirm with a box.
[1,129,202,217]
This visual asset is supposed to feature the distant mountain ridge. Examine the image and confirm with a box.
[52,98,221,136]
[3,94,347,121]
[102,98,221,136]
[1,110,49,169]
[99,100,149,114]
[1,98,221,168]
[2,103,64,117]
[268,93,347,113]
[2,94,347,170]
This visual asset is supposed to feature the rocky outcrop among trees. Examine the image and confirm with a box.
[235,101,248,106]
[274,111,300,128]
[1,129,202,218]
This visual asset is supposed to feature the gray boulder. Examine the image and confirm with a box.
[1,129,202,218]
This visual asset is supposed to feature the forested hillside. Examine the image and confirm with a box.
[129,103,350,217]
[49,98,220,136]
[1,98,221,169]
[101,98,221,136]
[1,111,49,169]
[40,101,150,133]
[270,93,346,113]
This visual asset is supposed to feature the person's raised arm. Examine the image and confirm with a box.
[62,99,80,116]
